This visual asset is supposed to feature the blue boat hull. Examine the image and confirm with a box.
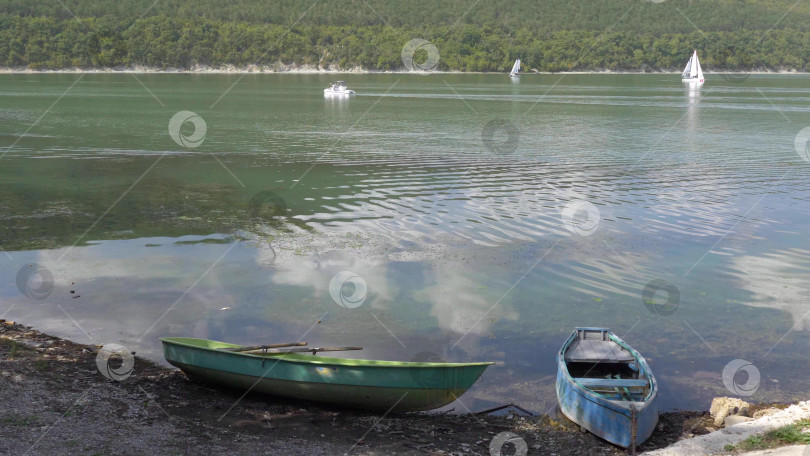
[556,369,658,448]
[555,329,658,448]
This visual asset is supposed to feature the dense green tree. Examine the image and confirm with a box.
[0,0,807,71]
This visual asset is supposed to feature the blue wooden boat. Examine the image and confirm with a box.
[556,327,658,449]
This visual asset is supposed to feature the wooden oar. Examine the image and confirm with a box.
[256,346,363,355]
[220,342,307,352]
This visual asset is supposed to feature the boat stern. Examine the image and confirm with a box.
[556,368,658,448]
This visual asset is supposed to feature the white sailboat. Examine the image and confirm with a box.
[681,50,705,83]
[509,58,521,77]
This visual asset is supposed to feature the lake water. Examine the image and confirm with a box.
[1,73,809,413]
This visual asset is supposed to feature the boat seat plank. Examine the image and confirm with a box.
[565,339,634,363]
[574,378,648,388]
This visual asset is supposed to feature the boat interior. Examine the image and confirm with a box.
[564,328,651,402]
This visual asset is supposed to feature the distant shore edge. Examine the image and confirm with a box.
[1,66,807,75]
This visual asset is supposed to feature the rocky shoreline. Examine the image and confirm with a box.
[0,320,798,455]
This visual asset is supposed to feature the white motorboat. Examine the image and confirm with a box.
[324,81,355,96]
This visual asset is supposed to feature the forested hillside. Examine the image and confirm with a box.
[1,0,808,71]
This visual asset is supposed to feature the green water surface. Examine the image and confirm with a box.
[1,73,809,412]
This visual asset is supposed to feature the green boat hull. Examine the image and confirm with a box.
[161,337,492,412]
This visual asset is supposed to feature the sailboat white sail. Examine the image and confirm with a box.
[509,58,520,77]
[681,50,705,83]
[681,54,693,79]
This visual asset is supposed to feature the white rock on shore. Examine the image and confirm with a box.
[710,397,751,427]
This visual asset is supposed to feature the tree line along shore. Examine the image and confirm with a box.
[1,0,809,72]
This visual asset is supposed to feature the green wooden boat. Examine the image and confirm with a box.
[160,337,492,412]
